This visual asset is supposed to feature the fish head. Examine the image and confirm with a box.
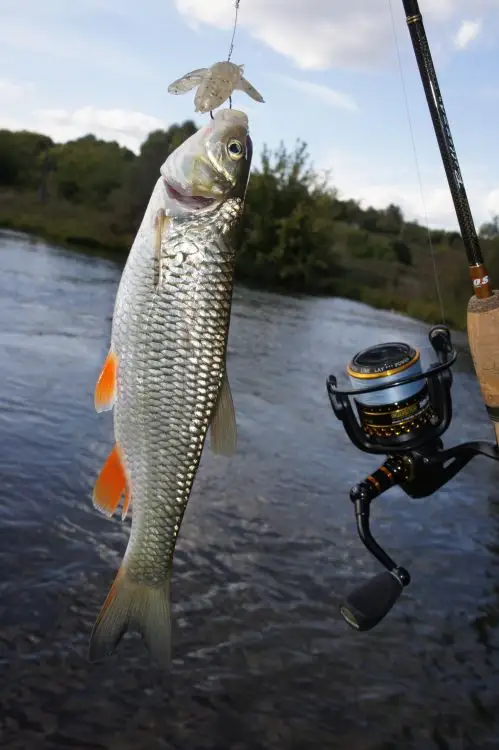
[160,108,252,213]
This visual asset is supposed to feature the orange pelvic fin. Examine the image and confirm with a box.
[93,443,128,518]
[94,350,118,413]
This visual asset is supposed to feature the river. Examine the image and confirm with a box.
[1,229,499,750]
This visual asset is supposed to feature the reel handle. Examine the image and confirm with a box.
[340,567,410,631]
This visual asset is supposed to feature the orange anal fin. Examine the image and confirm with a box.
[93,444,127,518]
[121,488,131,522]
[95,350,118,413]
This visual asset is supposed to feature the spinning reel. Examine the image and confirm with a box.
[327,325,499,632]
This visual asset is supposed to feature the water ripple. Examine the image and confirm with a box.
[1,230,499,749]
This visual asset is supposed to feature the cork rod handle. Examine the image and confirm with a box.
[467,290,499,445]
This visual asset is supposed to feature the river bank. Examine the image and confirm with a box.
[4,124,495,332]
[0,189,131,251]
[0,190,467,330]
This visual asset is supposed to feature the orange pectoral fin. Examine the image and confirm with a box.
[93,444,128,518]
[94,350,118,413]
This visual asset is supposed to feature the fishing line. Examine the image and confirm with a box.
[227,0,241,63]
[225,0,242,109]
[209,0,241,117]
[208,0,241,118]
[387,0,446,324]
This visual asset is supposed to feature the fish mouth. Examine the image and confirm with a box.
[164,179,219,210]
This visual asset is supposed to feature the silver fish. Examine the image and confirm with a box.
[89,108,253,668]
[168,61,264,113]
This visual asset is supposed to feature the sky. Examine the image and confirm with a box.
[1,0,498,230]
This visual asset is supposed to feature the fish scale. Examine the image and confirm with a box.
[89,108,251,668]
[117,204,241,583]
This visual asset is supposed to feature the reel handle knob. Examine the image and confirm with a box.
[429,325,453,359]
[339,567,410,632]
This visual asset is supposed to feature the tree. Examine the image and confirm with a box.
[0,129,53,188]
[0,122,472,328]
[376,203,404,234]
[479,215,499,239]
[359,206,381,233]
[50,135,134,205]
[391,239,412,266]
[110,121,197,232]
[236,140,341,290]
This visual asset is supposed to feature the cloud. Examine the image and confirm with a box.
[323,147,498,230]
[0,83,166,152]
[0,79,40,132]
[342,179,499,232]
[0,79,32,102]
[2,0,496,75]
[34,107,166,152]
[454,19,483,50]
[278,76,358,111]
[173,0,498,70]
[485,188,499,218]
[0,16,152,77]
[174,0,390,70]
[351,182,455,228]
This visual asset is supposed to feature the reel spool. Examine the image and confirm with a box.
[347,342,436,448]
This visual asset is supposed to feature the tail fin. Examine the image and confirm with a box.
[88,565,172,669]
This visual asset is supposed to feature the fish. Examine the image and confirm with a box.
[89,108,253,668]
[168,61,264,114]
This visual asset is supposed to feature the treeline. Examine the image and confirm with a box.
[1,124,498,329]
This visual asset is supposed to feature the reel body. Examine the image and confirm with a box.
[328,325,454,456]
[327,325,499,632]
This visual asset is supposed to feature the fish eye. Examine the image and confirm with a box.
[227,138,244,160]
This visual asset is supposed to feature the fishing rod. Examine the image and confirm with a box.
[402,0,499,441]
[326,0,499,633]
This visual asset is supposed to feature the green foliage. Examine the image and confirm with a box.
[51,135,134,206]
[237,141,341,291]
[0,123,487,330]
[479,215,499,239]
[0,129,53,189]
[378,203,404,234]
[391,239,412,266]
[401,220,428,245]
[110,122,197,233]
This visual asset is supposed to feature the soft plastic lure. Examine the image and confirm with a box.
[168,61,264,114]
